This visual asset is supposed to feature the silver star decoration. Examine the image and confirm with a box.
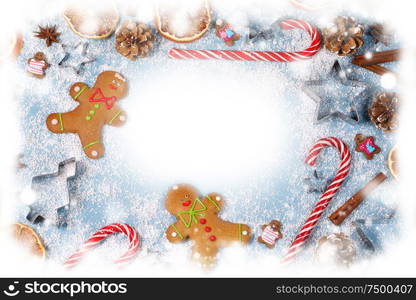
[303,61,370,124]
[58,42,96,74]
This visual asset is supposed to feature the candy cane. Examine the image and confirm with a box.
[168,19,321,62]
[282,137,351,264]
[64,223,140,268]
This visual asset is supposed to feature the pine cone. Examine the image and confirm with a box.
[323,16,364,56]
[115,21,155,60]
[369,92,399,132]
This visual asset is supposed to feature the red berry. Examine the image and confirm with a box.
[205,226,211,232]
[199,218,206,224]
[209,235,216,241]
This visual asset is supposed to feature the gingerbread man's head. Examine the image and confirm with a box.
[268,220,282,232]
[94,71,128,100]
[354,134,366,145]
[165,184,200,215]
[34,52,46,61]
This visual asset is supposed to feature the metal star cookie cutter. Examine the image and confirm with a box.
[58,42,96,74]
[352,209,396,253]
[302,60,370,124]
[303,169,331,193]
[26,157,78,228]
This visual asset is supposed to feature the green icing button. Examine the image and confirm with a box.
[85,115,91,121]
[89,110,95,115]
[94,104,100,109]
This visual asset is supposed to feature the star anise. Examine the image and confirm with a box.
[34,25,61,47]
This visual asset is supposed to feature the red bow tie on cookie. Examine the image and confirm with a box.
[89,88,117,110]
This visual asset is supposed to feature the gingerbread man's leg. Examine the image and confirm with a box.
[77,127,105,159]
[192,241,218,266]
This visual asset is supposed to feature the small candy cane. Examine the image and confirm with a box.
[168,19,321,63]
[64,223,140,268]
[282,137,351,264]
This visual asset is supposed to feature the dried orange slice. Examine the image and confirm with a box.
[63,2,119,39]
[155,1,211,43]
[0,32,23,62]
[12,223,46,259]
[388,146,398,179]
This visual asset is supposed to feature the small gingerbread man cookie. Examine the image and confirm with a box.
[215,19,240,46]
[46,71,128,159]
[165,184,251,266]
[27,52,49,79]
[355,134,381,160]
[258,220,282,249]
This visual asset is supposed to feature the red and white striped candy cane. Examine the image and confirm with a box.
[64,223,140,268]
[282,137,351,264]
[168,19,321,63]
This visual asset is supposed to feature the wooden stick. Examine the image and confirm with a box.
[352,49,401,66]
[329,173,387,225]
[360,64,391,76]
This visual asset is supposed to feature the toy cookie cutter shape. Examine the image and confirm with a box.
[58,42,95,74]
[26,158,78,227]
[303,61,370,124]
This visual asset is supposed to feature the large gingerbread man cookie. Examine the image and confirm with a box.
[46,71,128,159]
[165,184,251,266]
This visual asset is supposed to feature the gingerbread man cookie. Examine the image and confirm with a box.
[27,52,49,79]
[215,19,240,46]
[355,134,381,160]
[46,71,128,159]
[165,184,251,265]
[258,220,282,249]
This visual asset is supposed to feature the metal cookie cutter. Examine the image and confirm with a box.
[26,158,78,227]
[302,60,370,124]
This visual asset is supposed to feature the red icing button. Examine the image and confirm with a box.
[199,218,206,224]
[209,235,216,241]
[205,226,212,232]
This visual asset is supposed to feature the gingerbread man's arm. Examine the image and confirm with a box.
[105,105,127,127]
[69,82,90,103]
[203,193,224,214]
[166,220,189,243]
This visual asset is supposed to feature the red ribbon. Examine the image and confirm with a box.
[89,88,117,110]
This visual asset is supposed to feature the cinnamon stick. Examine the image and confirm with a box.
[352,49,401,66]
[329,172,387,225]
[360,64,391,76]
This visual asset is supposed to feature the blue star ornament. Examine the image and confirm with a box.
[58,42,96,74]
[303,61,370,124]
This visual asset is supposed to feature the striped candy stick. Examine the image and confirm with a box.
[168,19,321,62]
[282,137,351,264]
[64,223,140,268]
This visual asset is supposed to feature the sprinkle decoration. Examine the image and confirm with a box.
[64,223,140,268]
[282,137,351,264]
[168,19,321,62]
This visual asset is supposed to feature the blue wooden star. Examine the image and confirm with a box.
[303,61,370,124]
[58,42,95,74]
